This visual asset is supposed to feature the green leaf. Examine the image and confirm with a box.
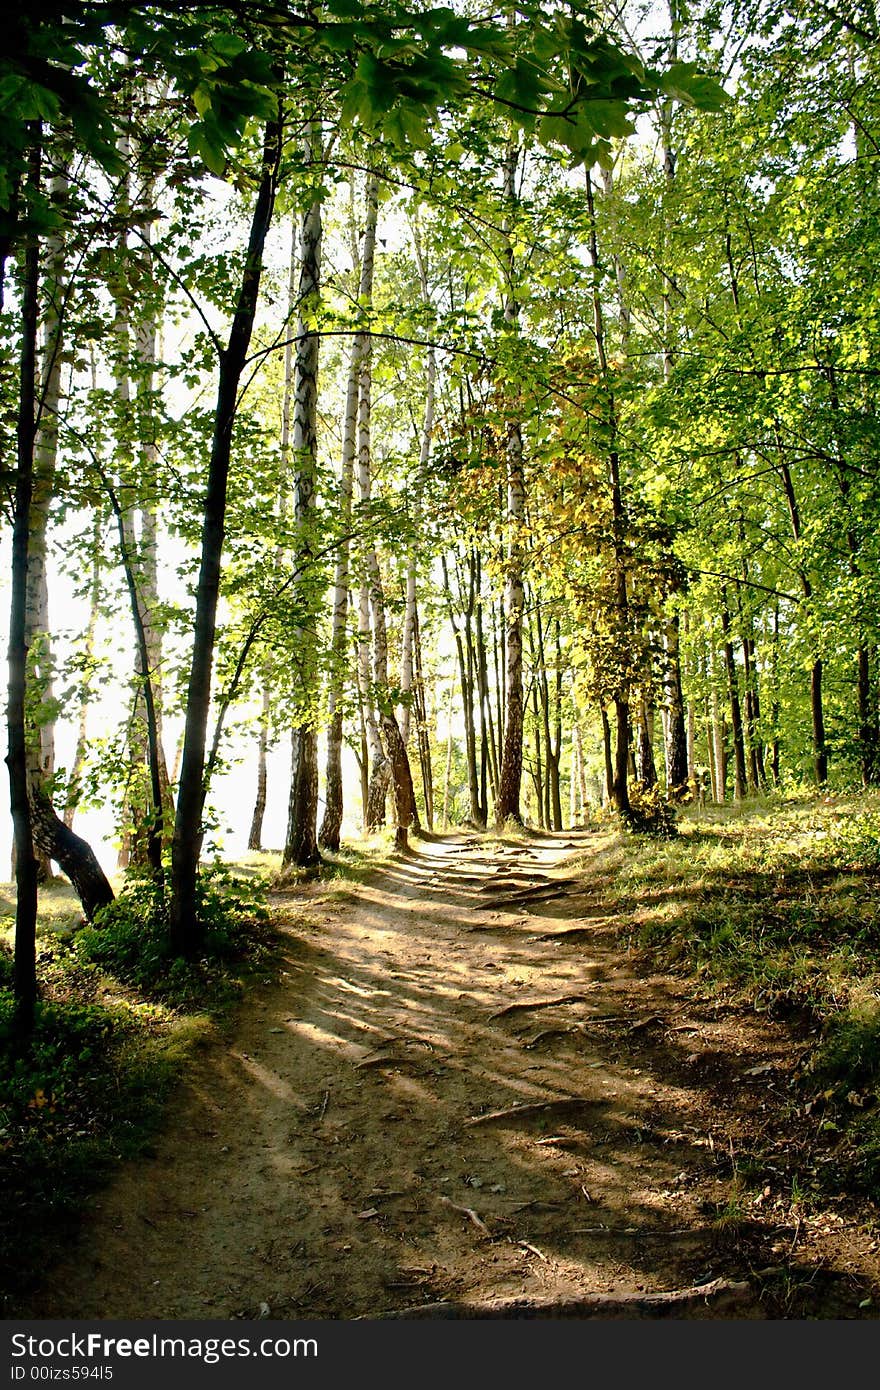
[658,62,729,110]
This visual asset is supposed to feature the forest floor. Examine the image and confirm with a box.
[17,819,880,1320]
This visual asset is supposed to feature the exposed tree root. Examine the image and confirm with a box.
[488,993,594,1021]
[492,878,583,903]
[376,1277,752,1319]
[523,1026,582,1049]
[464,1097,595,1127]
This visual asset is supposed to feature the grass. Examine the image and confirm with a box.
[0,861,281,1313]
[572,790,880,1199]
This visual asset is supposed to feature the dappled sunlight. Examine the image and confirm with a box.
[22,823,880,1320]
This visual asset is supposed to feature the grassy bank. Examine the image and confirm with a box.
[578,790,880,1196]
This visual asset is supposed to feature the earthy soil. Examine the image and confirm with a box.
[20,831,880,1319]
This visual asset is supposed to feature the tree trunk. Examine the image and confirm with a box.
[320,173,379,850]
[64,517,102,829]
[25,148,69,882]
[824,363,876,785]
[283,133,323,870]
[720,597,747,801]
[778,455,827,785]
[444,553,482,828]
[858,646,879,788]
[586,168,631,817]
[359,575,389,830]
[8,133,42,1033]
[574,721,589,822]
[31,788,113,921]
[442,677,454,829]
[663,613,688,796]
[635,697,658,788]
[170,111,282,953]
[496,143,525,827]
[600,705,614,806]
[412,603,434,829]
[247,684,270,851]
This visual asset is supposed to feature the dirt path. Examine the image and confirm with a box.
[23,832,878,1319]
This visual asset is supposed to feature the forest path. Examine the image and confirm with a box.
[23,830,866,1318]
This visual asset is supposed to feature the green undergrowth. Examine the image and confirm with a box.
[0,862,279,1312]
[579,791,880,1196]
[77,863,276,1010]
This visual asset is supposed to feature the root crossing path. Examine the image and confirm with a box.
[23,833,861,1318]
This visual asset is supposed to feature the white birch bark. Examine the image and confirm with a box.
[24,151,70,876]
[319,173,378,848]
[496,141,526,826]
[398,213,436,751]
[283,126,323,867]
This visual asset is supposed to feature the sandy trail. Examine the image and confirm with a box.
[21,831,871,1319]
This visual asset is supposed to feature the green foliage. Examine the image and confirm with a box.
[76,865,274,1010]
[620,783,679,838]
[810,1001,880,1101]
[0,973,112,1117]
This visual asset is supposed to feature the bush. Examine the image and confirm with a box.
[809,1001,880,1101]
[0,987,114,1117]
[620,782,679,838]
[75,864,274,1009]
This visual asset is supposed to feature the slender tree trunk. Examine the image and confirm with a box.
[635,696,658,788]
[585,168,631,817]
[705,699,718,803]
[858,647,878,788]
[770,603,781,786]
[551,622,564,830]
[170,111,282,952]
[574,721,589,821]
[25,149,69,881]
[529,671,544,828]
[720,596,747,801]
[600,705,614,806]
[663,614,688,796]
[64,519,102,829]
[320,174,379,849]
[442,677,454,829]
[354,290,417,846]
[359,576,389,829]
[8,133,42,1033]
[496,143,525,826]
[284,132,323,870]
[247,684,270,851]
[824,365,878,785]
[444,553,482,827]
[778,455,827,785]
[711,683,727,804]
[412,604,434,829]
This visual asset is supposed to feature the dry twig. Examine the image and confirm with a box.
[439,1196,491,1237]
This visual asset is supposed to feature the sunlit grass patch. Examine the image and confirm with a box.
[561,793,880,1039]
[579,793,880,1198]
